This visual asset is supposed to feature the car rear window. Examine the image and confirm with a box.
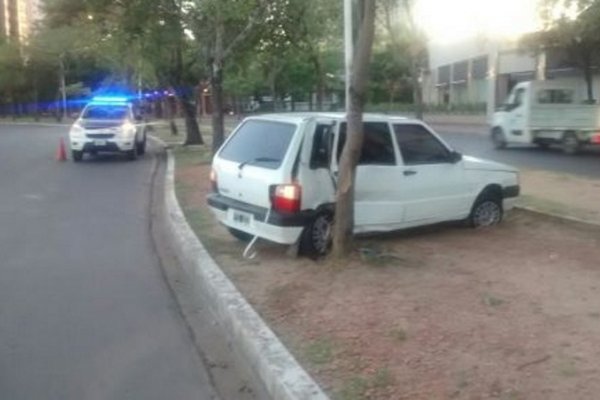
[218,120,297,169]
[83,105,129,120]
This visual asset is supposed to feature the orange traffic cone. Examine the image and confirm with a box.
[56,137,67,162]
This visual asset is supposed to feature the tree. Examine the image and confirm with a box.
[525,0,600,102]
[331,0,376,259]
[188,0,268,154]
[0,42,26,118]
[380,0,427,119]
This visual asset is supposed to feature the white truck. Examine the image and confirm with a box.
[491,81,600,154]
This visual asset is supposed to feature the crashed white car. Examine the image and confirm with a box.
[208,113,520,257]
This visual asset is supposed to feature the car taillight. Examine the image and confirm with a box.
[592,134,600,144]
[270,183,302,213]
[210,169,218,193]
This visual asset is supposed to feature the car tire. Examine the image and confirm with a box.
[562,132,580,155]
[72,150,83,162]
[137,135,146,155]
[536,141,550,150]
[299,211,333,259]
[227,227,253,242]
[126,145,138,161]
[491,127,507,149]
[469,192,503,228]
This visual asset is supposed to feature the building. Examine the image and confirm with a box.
[423,34,600,114]
[0,0,41,43]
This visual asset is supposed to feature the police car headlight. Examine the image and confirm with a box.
[120,122,136,137]
[70,122,85,138]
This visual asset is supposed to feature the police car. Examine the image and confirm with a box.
[69,97,147,162]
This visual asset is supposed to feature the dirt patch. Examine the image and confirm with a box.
[176,158,600,400]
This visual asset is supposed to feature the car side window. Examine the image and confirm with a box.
[310,123,334,169]
[337,122,396,166]
[394,124,451,165]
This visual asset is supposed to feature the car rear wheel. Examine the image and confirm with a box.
[227,227,253,242]
[72,150,83,162]
[469,193,503,228]
[299,212,333,259]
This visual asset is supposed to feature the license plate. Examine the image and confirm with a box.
[94,139,107,146]
[231,210,252,226]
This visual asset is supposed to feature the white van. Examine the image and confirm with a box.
[208,113,520,257]
[491,80,600,154]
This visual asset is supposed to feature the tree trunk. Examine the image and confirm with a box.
[181,95,204,145]
[331,0,376,259]
[411,62,424,119]
[211,61,225,154]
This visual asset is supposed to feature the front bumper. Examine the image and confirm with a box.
[70,137,136,152]
[207,193,312,245]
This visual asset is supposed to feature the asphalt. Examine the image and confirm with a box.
[431,123,600,179]
[0,124,218,400]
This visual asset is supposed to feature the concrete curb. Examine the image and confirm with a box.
[152,136,329,400]
[515,205,600,228]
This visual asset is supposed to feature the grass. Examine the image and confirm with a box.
[335,376,370,400]
[334,368,395,400]
[482,293,505,307]
[389,327,408,343]
[305,337,334,365]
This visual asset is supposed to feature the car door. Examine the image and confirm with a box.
[393,123,473,224]
[332,121,405,232]
[505,87,530,144]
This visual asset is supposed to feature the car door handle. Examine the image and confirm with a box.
[403,170,417,176]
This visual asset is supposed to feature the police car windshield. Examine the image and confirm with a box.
[83,105,129,120]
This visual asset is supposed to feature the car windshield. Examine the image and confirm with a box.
[82,105,129,120]
[218,120,296,169]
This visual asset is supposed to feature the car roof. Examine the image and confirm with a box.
[246,112,418,124]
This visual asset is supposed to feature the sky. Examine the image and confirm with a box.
[414,0,541,44]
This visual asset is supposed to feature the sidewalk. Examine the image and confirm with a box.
[518,169,600,225]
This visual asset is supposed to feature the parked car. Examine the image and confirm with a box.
[69,96,147,162]
[491,80,600,154]
[208,113,520,257]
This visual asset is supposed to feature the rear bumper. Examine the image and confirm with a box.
[207,193,311,245]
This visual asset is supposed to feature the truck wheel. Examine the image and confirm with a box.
[227,228,253,242]
[469,192,503,228]
[562,132,580,155]
[491,128,507,149]
[72,150,83,162]
[299,212,333,259]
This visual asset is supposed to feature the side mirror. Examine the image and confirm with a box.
[449,151,463,164]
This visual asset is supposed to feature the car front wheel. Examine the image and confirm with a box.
[72,150,83,162]
[469,194,503,228]
[491,127,507,149]
[137,135,147,155]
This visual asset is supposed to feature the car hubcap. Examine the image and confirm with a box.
[474,201,501,227]
[312,215,332,254]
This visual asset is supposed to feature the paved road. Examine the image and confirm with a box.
[0,124,218,400]
[432,123,600,179]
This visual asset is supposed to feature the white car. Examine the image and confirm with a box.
[69,97,147,162]
[208,113,520,257]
